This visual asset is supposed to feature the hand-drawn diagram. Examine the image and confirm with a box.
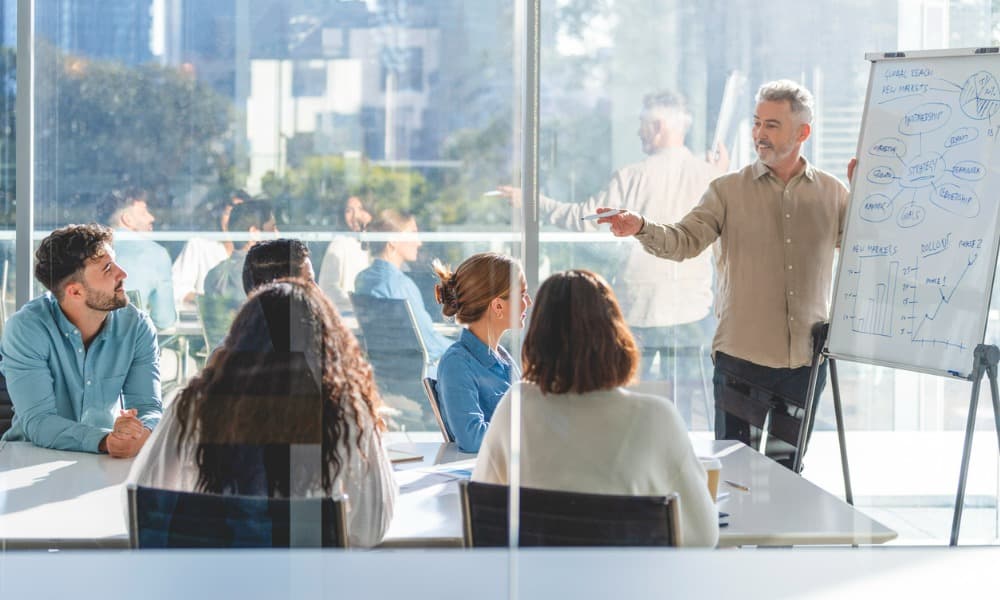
[834,60,1000,368]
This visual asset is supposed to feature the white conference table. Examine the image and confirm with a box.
[0,436,895,549]
[381,435,897,548]
[0,441,134,549]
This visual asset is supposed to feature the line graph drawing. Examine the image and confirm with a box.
[909,252,977,350]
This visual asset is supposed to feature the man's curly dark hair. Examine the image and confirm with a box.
[35,224,114,298]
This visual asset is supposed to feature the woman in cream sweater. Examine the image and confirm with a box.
[472,269,718,547]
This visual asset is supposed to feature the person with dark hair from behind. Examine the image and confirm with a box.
[129,280,396,547]
[242,238,314,294]
[432,252,530,452]
[199,200,277,347]
[353,209,451,360]
[96,188,177,329]
[472,270,718,547]
[1,225,162,456]
[172,189,250,308]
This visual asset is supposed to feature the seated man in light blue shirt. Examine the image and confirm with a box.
[0,224,162,457]
[97,188,177,329]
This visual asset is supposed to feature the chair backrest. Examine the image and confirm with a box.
[350,293,429,380]
[0,256,9,327]
[196,293,242,350]
[128,484,348,549]
[349,293,427,358]
[406,269,445,323]
[0,355,11,437]
[422,377,453,442]
[459,480,680,547]
[350,293,438,430]
[125,289,144,311]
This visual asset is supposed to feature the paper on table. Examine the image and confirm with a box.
[388,448,423,464]
[396,459,476,493]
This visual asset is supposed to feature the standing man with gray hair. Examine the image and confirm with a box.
[598,80,852,469]
[500,90,727,425]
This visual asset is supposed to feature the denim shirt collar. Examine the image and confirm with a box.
[458,327,510,371]
[371,258,400,275]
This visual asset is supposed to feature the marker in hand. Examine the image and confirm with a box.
[581,208,625,221]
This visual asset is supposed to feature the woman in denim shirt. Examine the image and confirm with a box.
[433,253,531,452]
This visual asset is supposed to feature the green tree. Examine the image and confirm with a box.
[23,44,233,225]
[259,155,433,229]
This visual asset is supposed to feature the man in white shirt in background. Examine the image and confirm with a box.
[319,195,372,315]
[171,189,250,308]
[502,90,727,425]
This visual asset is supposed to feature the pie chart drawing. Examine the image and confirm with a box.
[959,71,1000,120]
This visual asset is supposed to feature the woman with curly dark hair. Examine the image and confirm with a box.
[128,279,396,547]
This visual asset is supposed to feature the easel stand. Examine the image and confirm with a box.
[797,322,854,505]
[950,344,1000,546]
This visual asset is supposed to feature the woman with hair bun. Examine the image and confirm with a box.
[433,252,531,452]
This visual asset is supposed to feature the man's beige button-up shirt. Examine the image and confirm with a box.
[635,159,849,369]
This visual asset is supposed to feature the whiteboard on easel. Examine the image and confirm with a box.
[827,48,1000,379]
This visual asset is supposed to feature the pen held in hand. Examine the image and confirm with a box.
[581,209,625,221]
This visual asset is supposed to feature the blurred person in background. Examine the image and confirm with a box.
[172,189,251,307]
[198,200,277,348]
[97,188,176,330]
[502,90,727,425]
[354,209,451,360]
[319,195,372,315]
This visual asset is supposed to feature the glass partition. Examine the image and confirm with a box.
[5,0,1000,584]
[527,0,1000,547]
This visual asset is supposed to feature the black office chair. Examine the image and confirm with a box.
[127,484,349,548]
[459,480,680,547]
[422,377,454,442]
[0,355,12,437]
[350,293,436,431]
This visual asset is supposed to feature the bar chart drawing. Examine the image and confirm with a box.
[852,259,899,337]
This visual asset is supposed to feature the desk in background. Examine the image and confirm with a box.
[157,311,206,390]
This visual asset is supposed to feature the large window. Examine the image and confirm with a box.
[5,0,1000,572]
